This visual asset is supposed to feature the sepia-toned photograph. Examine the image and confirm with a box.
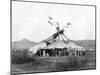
[11,0,96,74]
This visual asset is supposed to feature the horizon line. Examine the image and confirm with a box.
[12,38,96,42]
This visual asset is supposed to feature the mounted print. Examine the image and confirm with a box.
[11,0,96,74]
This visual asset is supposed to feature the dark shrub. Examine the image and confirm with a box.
[12,49,35,64]
[55,56,88,71]
[68,56,87,69]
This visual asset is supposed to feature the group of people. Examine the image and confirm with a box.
[35,48,68,56]
[35,47,86,57]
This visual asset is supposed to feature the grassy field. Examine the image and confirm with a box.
[11,39,96,74]
[11,50,96,74]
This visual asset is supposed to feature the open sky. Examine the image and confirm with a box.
[12,1,95,42]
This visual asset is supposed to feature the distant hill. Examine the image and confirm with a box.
[12,39,96,50]
[72,40,96,49]
[12,39,37,50]
[40,40,96,49]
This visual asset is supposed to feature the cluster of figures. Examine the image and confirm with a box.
[35,48,86,57]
